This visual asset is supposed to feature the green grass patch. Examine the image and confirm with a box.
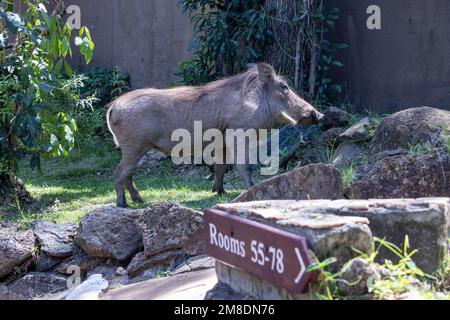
[1,145,246,225]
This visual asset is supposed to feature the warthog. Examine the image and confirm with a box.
[107,63,323,207]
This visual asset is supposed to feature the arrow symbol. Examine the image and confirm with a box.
[294,247,305,284]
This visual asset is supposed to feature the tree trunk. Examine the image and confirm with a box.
[263,0,301,85]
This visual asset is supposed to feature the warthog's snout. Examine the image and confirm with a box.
[313,111,324,124]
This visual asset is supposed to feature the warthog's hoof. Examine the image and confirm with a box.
[131,195,144,203]
[212,186,227,196]
[116,201,129,208]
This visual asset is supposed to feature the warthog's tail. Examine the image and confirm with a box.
[106,102,120,148]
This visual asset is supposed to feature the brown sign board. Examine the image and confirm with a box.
[204,208,317,294]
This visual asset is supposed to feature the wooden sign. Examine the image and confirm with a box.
[204,208,317,294]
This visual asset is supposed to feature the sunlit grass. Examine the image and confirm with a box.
[0,146,246,225]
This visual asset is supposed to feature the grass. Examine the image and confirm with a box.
[311,237,450,300]
[0,143,247,225]
[341,165,356,190]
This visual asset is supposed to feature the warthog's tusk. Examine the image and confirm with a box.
[281,112,298,125]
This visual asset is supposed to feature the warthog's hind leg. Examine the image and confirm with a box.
[236,164,254,190]
[115,148,146,207]
[212,163,227,195]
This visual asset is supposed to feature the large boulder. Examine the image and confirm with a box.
[34,221,77,258]
[7,272,67,300]
[322,107,351,130]
[368,107,450,159]
[0,223,35,278]
[234,164,343,202]
[75,207,143,261]
[127,250,181,277]
[137,202,204,258]
[332,142,366,169]
[338,117,375,144]
[350,153,450,199]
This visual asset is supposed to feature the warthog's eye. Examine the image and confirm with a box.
[280,83,289,91]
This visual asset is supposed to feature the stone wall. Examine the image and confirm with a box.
[66,0,193,89]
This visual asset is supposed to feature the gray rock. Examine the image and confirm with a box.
[215,261,313,300]
[65,274,109,300]
[75,206,143,261]
[338,258,388,296]
[171,255,215,275]
[7,272,67,300]
[217,201,373,271]
[322,107,351,130]
[55,246,105,277]
[34,221,77,258]
[137,202,204,258]
[338,117,375,143]
[349,153,450,199]
[368,107,450,159]
[0,284,8,300]
[0,223,35,278]
[127,250,181,277]
[299,128,344,165]
[35,253,62,272]
[333,143,366,169]
[328,198,450,274]
[205,282,254,300]
[234,164,343,202]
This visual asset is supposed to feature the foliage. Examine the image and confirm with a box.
[74,66,129,145]
[341,164,356,189]
[0,0,94,200]
[80,66,129,105]
[177,0,271,85]
[309,236,443,300]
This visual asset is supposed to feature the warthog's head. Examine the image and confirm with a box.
[255,63,323,126]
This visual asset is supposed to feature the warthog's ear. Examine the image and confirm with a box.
[257,63,275,83]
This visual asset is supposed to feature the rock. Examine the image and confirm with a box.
[368,107,450,159]
[75,206,143,261]
[137,202,204,257]
[35,253,62,272]
[234,164,343,202]
[0,223,35,278]
[7,272,67,300]
[138,149,167,173]
[171,255,215,275]
[205,282,253,300]
[115,267,128,276]
[127,250,181,277]
[86,265,118,280]
[299,128,344,165]
[0,284,8,300]
[65,274,109,300]
[55,246,105,277]
[217,201,373,271]
[337,258,388,296]
[328,198,450,273]
[34,221,77,258]
[338,117,375,144]
[215,261,314,300]
[349,153,450,199]
[322,107,351,130]
[332,143,366,169]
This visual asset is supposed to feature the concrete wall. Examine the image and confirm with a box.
[328,0,450,112]
[67,0,193,89]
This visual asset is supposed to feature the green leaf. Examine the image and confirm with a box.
[332,60,344,67]
[64,60,73,76]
